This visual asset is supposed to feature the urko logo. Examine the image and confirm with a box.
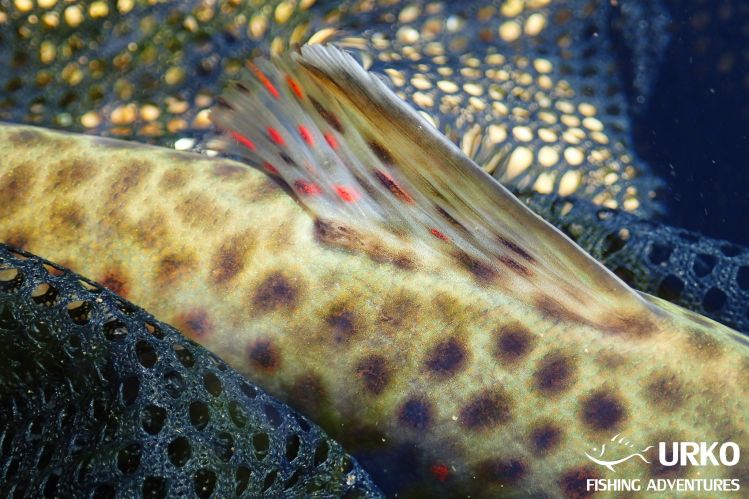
[585,435,742,493]
[659,441,740,466]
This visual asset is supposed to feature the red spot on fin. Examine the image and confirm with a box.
[263,162,279,175]
[335,185,359,203]
[268,127,285,146]
[287,76,304,99]
[324,133,338,150]
[250,63,280,100]
[298,125,314,145]
[374,169,414,204]
[295,180,321,195]
[230,131,256,151]
[430,228,449,241]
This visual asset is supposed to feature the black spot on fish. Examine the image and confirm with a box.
[252,272,300,313]
[397,397,433,431]
[530,422,563,455]
[354,355,391,395]
[310,97,343,133]
[325,307,358,343]
[454,251,498,283]
[459,390,512,431]
[580,390,627,432]
[425,337,467,378]
[494,325,535,363]
[533,352,577,395]
[559,466,600,498]
[368,140,394,164]
[246,339,280,373]
[497,235,535,263]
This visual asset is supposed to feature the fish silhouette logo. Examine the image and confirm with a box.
[585,434,655,472]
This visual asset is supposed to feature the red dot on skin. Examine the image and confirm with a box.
[230,131,256,151]
[268,127,285,145]
[430,464,450,482]
[287,76,304,99]
[324,132,338,150]
[294,180,321,195]
[430,228,449,241]
[298,125,314,145]
[251,64,281,100]
[335,185,359,203]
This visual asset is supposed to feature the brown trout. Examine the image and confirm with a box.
[1,45,748,497]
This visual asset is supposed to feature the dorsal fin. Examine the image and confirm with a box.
[210,44,654,330]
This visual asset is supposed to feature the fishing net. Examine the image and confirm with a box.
[0,244,381,498]
[521,192,749,334]
[0,0,667,216]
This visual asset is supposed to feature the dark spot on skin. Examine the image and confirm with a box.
[210,232,255,286]
[289,373,327,414]
[0,162,33,216]
[529,421,563,455]
[533,352,577,395]
[454,251,498,283]
[175,309,213,339]
[310,97,343,132]
[475,458,527,485]
[459,389,512,431]
[326,306,358,343]
[246,339,280,373]
[159,169,189,190]
[643,370,685,411]
[368,140,395,164]
[313,219,416,271]
[100,269,129,298]
[559,466,600,498]
[215,96,234,110]
[354,355,391,395]
[425,337,468,378]
[109,162,150,200]
[497,236,536,263]
[374,169,414,204]
[495,325,535,363]
[397,397,433,431]
[580,390,627,432]
[156,252,196,287]
[252,272,300,313]
[51,202,86,230]
[685,328,724,358]
[497,255,532,277]
[48,159,90,190]
[212,162,247,179]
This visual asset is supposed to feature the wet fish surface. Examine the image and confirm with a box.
[1,45,748,496]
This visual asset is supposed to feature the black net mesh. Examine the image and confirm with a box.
[520,192,749,335]
[0,244,382,498]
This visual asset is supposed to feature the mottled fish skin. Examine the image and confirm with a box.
[0,117,748,498]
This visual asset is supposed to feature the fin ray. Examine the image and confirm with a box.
[211,44,652,328]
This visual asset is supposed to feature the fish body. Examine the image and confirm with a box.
[1,46,748,497]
